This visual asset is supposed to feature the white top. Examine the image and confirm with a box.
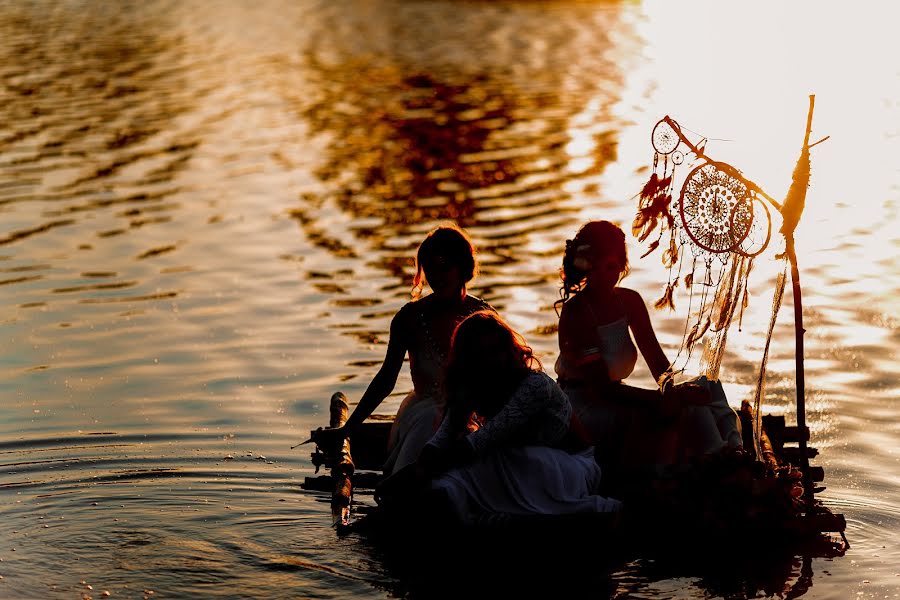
[555,316,638,383]
[589,317,638,382]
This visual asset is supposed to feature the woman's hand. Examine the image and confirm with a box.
[657,389,682,423]
[576,353,614,389]
[416,438,474,479]
[418,444,451,478]
[374,461,427,506]
[447,437,475,467]
[374,444,455,506]
[309,426,348,454]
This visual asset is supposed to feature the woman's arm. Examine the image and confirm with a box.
[311,306,410,448]
[621,287,671,382]
[417,402,475,476]
[559,300,614,389]
[344,308,410,431]
[557,302,581,366]
[465,372,560,454]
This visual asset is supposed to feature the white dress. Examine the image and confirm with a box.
[557,317,742,457]
[425,371,622,525]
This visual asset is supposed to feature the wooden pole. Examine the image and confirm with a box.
[786,235,813,512]
[787,95,816,513]
[328,392,355,527]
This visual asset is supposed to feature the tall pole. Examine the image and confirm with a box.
[783,95,817,512]
[661,98,821,511]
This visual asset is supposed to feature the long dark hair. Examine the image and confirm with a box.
[411,224,477,299]
[555,220,629,313]
[443,311,541,426]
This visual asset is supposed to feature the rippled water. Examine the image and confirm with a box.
[1,1,898,598]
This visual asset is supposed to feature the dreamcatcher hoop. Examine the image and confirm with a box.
[651,118,682,155]
[737,195,772,258]
[678,161,754,254]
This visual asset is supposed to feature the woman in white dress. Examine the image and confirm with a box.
[378,310,621,525]
[312,224,493,475]
[554,220,742,481]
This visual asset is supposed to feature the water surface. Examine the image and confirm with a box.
[1,1,898,598]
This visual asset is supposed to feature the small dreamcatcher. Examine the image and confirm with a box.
[634,117,773,378]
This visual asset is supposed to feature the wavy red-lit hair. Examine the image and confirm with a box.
[555,220,629,313]
[443,310,541,424]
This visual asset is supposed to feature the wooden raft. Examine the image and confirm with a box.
[738,400,846,539]
[304,395,846,543]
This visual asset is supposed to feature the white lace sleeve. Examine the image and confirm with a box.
[466,371,570,455]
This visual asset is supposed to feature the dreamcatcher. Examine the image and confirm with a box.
[634,116,773,379]
[634,100,831,514]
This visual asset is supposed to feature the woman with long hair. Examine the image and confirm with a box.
[555,220,742,484]
[379,310,621,524]
[312,224,494,475]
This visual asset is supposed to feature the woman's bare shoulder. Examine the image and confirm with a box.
[616,287,649,315]
[558,291,586,314]
[464,294,494,312]
[392,300,420,327]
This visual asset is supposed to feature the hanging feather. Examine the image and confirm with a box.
[684,271,694,288]
[638,172,663,201]
[661,232,679,268]
[753,265,788,455]
[738,285,750,331]
[654,281,676,311]
[712,256,741,330]
[633,173,673,243]
[639,239,660,259]
[685,316,711,352]
[684,322,699,352]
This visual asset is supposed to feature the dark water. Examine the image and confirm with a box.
[1,1,898,598]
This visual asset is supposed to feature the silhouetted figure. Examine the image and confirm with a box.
[377,310,621,525]
[312,225,493,475]
[554,220,742,488]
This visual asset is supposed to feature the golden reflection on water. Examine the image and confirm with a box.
[0,0,898,598]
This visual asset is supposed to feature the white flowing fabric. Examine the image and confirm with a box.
[382,391,441,475]
[681,375,744,454]
[431,446,622,525]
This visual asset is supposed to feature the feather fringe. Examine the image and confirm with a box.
[654,281,677,311]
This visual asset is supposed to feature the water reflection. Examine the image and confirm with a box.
[344,519,847,600]
[0,0,195,260]
[290,3,632,314]
[0,0,895,598]
[632,541,849,600]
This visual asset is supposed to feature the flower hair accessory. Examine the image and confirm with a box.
[572,243,594,271]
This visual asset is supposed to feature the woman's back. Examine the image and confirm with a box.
[405,294,494,402]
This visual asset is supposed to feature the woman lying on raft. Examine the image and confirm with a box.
[376,310,621,526]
